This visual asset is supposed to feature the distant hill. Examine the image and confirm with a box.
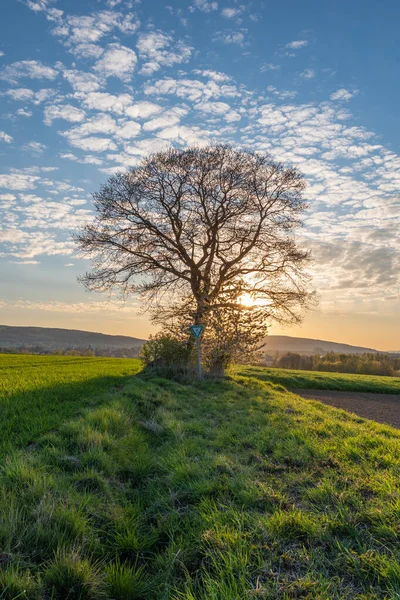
[0,325,145,351]
[263,335,379,355]
[0,326,392,357]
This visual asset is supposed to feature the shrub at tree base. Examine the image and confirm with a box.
[140,334,195,378]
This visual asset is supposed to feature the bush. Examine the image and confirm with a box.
[140,335,193,378]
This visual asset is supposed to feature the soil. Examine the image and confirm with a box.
[293,389,400,429]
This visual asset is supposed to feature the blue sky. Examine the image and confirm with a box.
[0,0,399,349]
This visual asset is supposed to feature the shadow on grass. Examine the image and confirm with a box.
[0,373,136,459]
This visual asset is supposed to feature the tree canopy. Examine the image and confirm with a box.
[76,144,314,370]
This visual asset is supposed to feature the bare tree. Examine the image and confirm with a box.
[76,145,314,369]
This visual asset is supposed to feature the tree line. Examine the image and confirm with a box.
[0,346,141,358]
[272,351,400,377]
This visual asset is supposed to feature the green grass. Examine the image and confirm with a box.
[238,365,400,394]
[0,356,400,598]
[0,354,141,457]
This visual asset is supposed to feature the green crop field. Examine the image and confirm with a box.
[0,354,141,457]
[238,365,400,394]
[0,355,399,599]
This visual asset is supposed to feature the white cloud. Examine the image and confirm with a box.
[221,7,242,18]
[60,152,80,159]
[19,193,44,204]
[105,152,141,168]
[300,68,316,79]
[63,70,103,93]
[194,101,241,122]
[25,0,52,12]
[0,174,39,190]
[62,114,118,152]
[21,141,47,155]
[12,234,76,258]
[125,101,163,119]
[66,113,117,137]
[193,69,232,82]
[104,10,139,35]
[157,124,209,146]
[0,52,4,58]
[60,152,103,165]
[45,8,63,22]
[190,0,218,12]
[0,131,13,144]
[37,89,58,103]
[330,88,358,102]
[267,85,297,100]
[144,78,238,101]
[143,107,188,132]
[0,60,58,83]
[218,31,245,45]
[137,31,193,76]
[64,15,104,44]
[124,138,170,157]
[99,166,127,175]
[93,43,137,81]
[4,87,57,104]
[0,229,29,243]
[251,102,400,268]
[115,121,141,139]
[44,104,86,125]
[260,63,280,72]
[67,136,117,153]
[79,92,132,114]
[16,108,33,117]
[286,40,308,49]
[5,87,34,101]
[70,44,104,59]
[52,10,140,57]
[15,197,93,232]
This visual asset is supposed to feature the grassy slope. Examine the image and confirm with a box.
[238,365,400,394]
[0,356,400,599]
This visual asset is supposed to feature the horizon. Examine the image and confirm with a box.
[1,0,399,349]
[0,322,398,354]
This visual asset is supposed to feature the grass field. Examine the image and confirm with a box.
[238,365,400,394]
[0,355,400,599]
[0,354,141,457]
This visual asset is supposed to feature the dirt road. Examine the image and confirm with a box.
[293,389,400,429]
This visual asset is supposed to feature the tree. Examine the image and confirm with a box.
[76,145,314,372]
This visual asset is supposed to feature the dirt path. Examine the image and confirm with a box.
[293,389,400,429]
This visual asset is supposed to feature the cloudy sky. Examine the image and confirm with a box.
[0,0,399,349]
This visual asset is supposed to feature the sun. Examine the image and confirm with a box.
[239,292,272,308]
[239,293,256,307]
